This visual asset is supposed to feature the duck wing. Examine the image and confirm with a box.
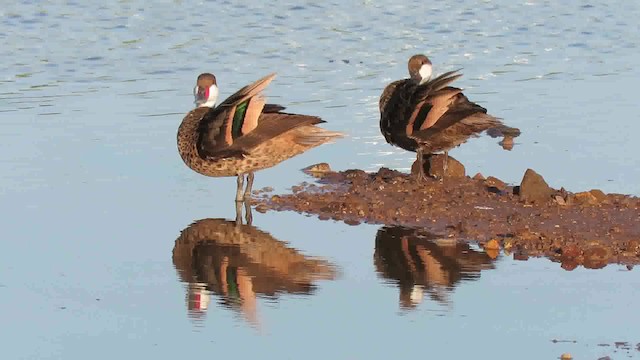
[196,73,276,159]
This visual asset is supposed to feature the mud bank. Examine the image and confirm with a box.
[253,156,640,268]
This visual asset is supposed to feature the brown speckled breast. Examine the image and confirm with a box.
[177,108,322,178]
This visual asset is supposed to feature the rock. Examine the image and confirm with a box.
[561,244,581,259]
[503,241,513,251]
[375,167,403,180]
[302,163,333,177]
[485,249,500,259]
[583,245,611,269]
[555,195,567,206]
[499,136,515,151]
[472,173,485,181]
[485,176,507,191]
[560,353,573,360]
[519,169,554,204]
[423,154,465,178]
[574,191,599,206]
[484,239,500,250]
[589,189,607,202]
[513,252,529,261]
[561,260,578,271]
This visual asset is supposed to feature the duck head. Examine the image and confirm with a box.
[194,73,219,108]
[408,54,432,85]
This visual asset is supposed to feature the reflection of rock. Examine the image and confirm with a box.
[172,218,337,327]
[373,226,496,310]
[302,162,333,177]
[499,136,515,151]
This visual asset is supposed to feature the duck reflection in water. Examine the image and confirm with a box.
[374,226,496,310]
[172,203,337,328]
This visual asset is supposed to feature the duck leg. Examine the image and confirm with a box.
[443,151,449,178]
[234,198,253,226]
[235,174,245,202]
[235,199,243,225]
[415,148,429,182]
[244,199,253,225]
[244,172,255,201]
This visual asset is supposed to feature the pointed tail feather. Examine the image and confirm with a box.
[263,103,286,113]
[293,127,345,146]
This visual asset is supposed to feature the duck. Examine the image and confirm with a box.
[379,54,521,180]
[178,73,343,201]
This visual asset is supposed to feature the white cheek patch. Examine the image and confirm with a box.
[419,64,432,84]
[199,85,219,108]
[207,85,219,105]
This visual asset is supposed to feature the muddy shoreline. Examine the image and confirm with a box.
[253,157,640,269]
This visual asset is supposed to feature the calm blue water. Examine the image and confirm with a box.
[1,1,639,359]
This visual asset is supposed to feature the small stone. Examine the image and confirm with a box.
[485,176,507,191]
[609,226,621,234]
[499,136,515,151]
[560,353,572,360]
[513,252,529,261]
[519,169,554,204]
[472,172,485,181]
[561,244,581,259]
[574,191,599,206]
[561,260,578,271]
[344,169,367,179]
[626,240,639,251]
[484,239,500,250]
[302,163,333,177]
[589,189,607,202]
[583,245,611,269]
[303,162,331,173]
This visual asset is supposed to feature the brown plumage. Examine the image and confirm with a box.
[171,214,337,326]
[379,54,521,180]
[178,73,343,201]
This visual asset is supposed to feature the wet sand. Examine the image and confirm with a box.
[253,156,640,269]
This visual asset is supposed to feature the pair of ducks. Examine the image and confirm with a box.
[177,54,521,201]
